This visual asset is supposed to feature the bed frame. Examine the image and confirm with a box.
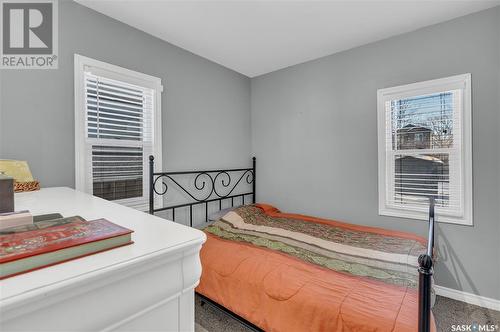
[148,156,256,226]
[148,155,435,332]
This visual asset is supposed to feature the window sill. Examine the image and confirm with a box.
[379,206,473,226]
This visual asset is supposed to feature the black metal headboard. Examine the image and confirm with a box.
[148,156,255,227]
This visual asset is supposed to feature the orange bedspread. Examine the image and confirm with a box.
[196,205,436,332]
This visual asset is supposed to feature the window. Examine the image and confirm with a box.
[74,55,162,210]
[377,74,472,225]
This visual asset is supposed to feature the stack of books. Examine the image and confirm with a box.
[0,214,133,279]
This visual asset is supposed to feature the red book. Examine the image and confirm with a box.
[0,218,133,279]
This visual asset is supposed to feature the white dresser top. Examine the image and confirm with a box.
[0,187,206,303]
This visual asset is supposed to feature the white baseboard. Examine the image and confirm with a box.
[435,285,500,312]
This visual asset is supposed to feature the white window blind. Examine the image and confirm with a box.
[75,55,162,211]
[85,73,154,206]
[377,74,472,225]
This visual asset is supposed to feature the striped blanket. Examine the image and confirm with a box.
[205,205,427,288]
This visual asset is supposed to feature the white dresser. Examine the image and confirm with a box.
[0,187,206,332]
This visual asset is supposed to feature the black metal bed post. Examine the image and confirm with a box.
[252,157,256,204]
[149,155,154,215]
[418,197,435,332]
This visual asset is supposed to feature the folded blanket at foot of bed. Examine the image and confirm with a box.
[197,204,436,332]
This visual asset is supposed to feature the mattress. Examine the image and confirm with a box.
[196,204,436,332]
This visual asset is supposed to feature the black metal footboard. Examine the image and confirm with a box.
[418,197,435,332]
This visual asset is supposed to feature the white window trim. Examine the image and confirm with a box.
[74,54,163,211]
[377,74,473,225]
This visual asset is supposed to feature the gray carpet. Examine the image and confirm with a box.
[433,296,500,331]
[195,295,500,332]
[195,296,254,332]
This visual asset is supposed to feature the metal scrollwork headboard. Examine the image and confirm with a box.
[148,155,256,227]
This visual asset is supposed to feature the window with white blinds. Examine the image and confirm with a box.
[377,74,472,225]
[75,55,162,210]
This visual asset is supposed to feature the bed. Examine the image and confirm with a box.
[148,156,436,332]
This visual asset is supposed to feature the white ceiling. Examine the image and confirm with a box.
[75,1,500,77]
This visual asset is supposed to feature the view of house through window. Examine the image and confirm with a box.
[378,74,472,224]
[391,92,454,208]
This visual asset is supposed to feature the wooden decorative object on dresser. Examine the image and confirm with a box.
[0,175,14,213]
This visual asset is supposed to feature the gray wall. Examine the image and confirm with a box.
[0,1,251,187]
[251,7,500,300]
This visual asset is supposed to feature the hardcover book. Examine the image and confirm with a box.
[0,218,133,279]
